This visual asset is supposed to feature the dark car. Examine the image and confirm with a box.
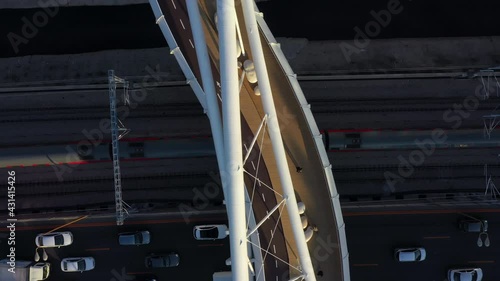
[119,230,151,245]
[459,220,488,233]
[145,253,180,268]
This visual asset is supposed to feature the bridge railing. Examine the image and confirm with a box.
[254,5,351,281]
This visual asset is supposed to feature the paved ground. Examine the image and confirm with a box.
[0,213,230,281]
[345,209,500,281]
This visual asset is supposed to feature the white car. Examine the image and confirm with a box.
[35,232,73,248]
[394,247,426,262]
[61,257,95,272]
[193,224,228,240]
[448,268,483,281]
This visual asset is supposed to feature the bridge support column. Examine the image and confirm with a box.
[219,0,250,280]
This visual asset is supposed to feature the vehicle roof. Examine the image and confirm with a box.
[63,257,91,271]
[147,254,178,267]
[63,259,81,272]
[119,234,136,244]
[450,268,482,281]
[398,251,416,261]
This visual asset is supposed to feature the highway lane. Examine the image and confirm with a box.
[345,210,500,281]
[0,214,230,281]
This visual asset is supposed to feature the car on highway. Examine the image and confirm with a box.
[459,220,488,233]
[193,224,228,240]
[119,230,151,245]
[35,231,73,248]
[394,247,426,262]
[145,253,180,268]
[61,257,95,272]
[448,268,483,281]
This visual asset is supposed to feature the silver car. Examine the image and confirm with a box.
[61,257,95,272]
[35,232,73,248]
[448,268,483,281]
[394,247,426,262]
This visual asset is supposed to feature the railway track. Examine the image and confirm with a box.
[3,96,498,122]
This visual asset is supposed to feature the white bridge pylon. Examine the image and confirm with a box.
[149,1,317,280]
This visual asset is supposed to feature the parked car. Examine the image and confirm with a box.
[145,253,179,268]
[394,247,426,262]
[119,230,151,245]
[193,224,228,240]
[448,268,483,281]
[35,232,73,248]
[61,257,95,272]
[459,220,488,232]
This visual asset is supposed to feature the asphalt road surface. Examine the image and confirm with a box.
[0,214,230,281]
[345,210,500,281]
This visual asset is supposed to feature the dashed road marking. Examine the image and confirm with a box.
[423,236,450,239]
[85,248,110,251]
[468,260,495,264]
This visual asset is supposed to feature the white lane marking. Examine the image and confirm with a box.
[258,179,261,186]
[171,0,176,9]
[275,259,278,268]
[276,276,278,281]
[251,160,256,170]
[188,39,195,48]
[273,244,276,253]
[179,18,186,30]
[262,193,266,202]
[243,143,248,152]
